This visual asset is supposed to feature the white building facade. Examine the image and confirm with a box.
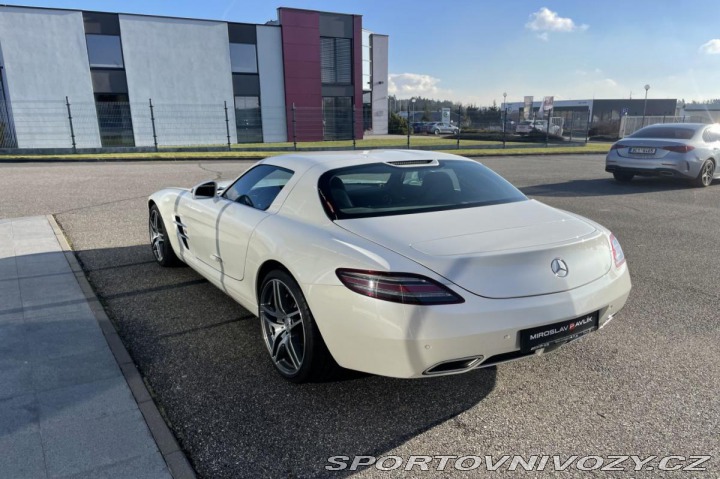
[0,6,389,149]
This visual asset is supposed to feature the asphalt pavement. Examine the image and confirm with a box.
[0,155,717,478]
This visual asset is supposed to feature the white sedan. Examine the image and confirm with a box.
[148,150,631,382]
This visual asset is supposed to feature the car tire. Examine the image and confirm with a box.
[149,205,182,267]
[613,172,634,183]
[259,270,340,383]
[433,129,439,135]
[694,159,715,187]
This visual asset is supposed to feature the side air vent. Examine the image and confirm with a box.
[173,216,190,249]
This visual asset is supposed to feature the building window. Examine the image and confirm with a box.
[235,96,263,143]
[362,31,372,92]
[322,96,352,140]
[0,69,17,148]
[229,43,257,73]
[363,92,372,132]
[94,93,134,147]
[321,37,352,84]
[86,34,124,69]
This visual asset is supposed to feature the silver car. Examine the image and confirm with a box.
[606,123,720,187]
[428,122,459,135]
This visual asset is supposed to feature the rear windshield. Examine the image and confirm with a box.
[629,126,697,140]
[318,160,527,219]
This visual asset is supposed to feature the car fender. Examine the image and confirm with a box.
[148,188,191,261]
[246,214,444,291]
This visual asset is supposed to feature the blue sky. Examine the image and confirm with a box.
[6,0,720,106]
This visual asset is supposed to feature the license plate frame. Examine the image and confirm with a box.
[519,312,599,353]
[629,147,656,154]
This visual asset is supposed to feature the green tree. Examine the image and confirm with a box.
[421,105,431,122]
[388,111,408,135]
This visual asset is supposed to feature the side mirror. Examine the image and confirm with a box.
[192,181,217,199]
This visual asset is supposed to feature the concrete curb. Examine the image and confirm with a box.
[47,215,197,479]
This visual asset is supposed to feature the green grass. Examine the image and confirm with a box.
[0,143,611,161]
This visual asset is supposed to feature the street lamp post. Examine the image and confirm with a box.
[502,92,507,148]
[642,84,650,127]
[408,98,416,148]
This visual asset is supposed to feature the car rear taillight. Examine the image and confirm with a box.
[610,144,627,150]
[662,145,694,153]
[336,269,464,305]
[609,234,626,268]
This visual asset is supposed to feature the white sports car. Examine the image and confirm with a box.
[148,150,631,382]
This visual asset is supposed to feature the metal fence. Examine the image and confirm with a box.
[0,99,378,150]
[619,115,711,138]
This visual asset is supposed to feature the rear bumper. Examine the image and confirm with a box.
[304,266,631,378]
[605,164,692,179]
[605,151,704,179]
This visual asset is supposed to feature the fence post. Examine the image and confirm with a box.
[352,104,356,150]
[65,96,77,153]
[406,111,410,149]
[456,122,460,150]
[224,101,231,151]
[149,99,158,152]
[584,110,591,145]
[292,103,297,151]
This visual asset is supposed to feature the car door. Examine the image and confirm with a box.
[174,190,225,277]
[216,165,294,281]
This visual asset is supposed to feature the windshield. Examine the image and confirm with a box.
[629,126,697,140]
[318,160,527,219]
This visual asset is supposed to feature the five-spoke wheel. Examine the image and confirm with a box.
[149,205,181,267]
[259,270,339,382]
[695,159,715,188]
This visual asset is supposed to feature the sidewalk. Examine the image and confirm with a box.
[0,216,181,478]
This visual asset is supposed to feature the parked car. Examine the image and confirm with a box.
[515,119,561,136]
[412,122,432,134]
[149,150,631,382]
[428,122,459,135]
[605,123,719,187]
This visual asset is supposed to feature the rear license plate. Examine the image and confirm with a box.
[629,147,656,154]
[520,312,599,353]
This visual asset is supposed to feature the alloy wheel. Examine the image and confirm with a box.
[149,209,164,262]
[260,279,306,375]
[701,161,714,186]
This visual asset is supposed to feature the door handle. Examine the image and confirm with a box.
[210,254,222,263]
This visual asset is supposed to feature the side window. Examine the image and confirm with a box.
[223,165,293,210]
[711,128,720,142]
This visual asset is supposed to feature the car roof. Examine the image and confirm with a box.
[261,149,473,173]
[638,123,708,129]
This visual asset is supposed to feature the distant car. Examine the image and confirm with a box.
[515,119,561,136]
[428,122,459,135]
[412,122,431,134]
[605,123,720,187]
[148,150,631,382]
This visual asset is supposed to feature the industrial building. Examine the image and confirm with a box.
[0,5,389,149]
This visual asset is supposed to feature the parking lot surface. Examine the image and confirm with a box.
[0,155,718,478]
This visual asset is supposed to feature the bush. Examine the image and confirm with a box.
[389,112,408,135]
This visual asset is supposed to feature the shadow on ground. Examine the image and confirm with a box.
[73,244,497,478]
[521,177,700,198]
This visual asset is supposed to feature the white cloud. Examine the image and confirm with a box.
[388,73,453,99]
[699,39,720,54]
[525,7,588,40]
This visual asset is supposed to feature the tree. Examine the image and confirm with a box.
[421,105,431,122]
[388,111,408,135]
